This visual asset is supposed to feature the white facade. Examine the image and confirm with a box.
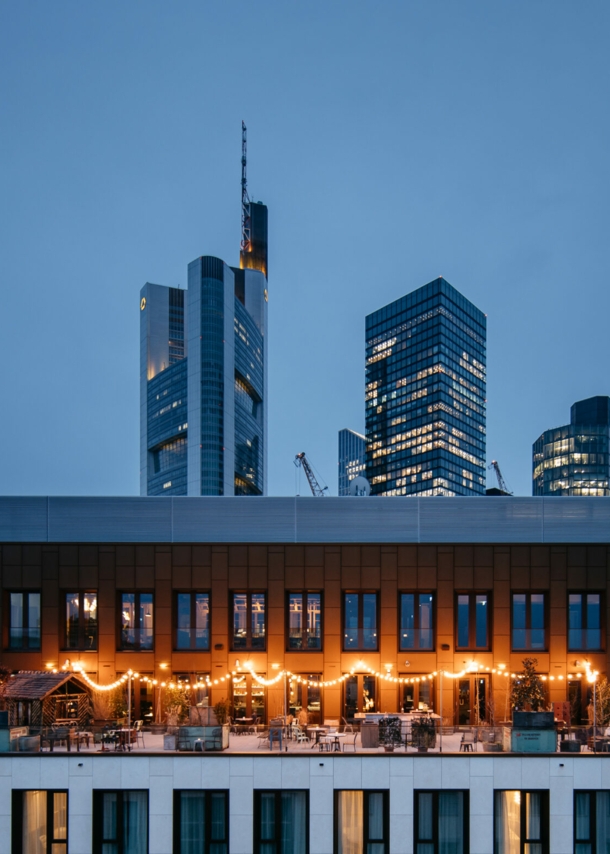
[0,752,603,853]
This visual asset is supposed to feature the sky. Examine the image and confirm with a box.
[1,1,609,498]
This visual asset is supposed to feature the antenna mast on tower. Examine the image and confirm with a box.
[240,121,251,254]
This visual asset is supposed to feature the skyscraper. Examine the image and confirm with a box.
[140,125,268,496]
[338,428,366,496]
[532,395,610,496]
[365,277,486,496]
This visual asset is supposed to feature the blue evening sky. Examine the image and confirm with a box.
[1,1,608,497]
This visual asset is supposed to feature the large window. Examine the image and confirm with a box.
[12,790,67,854]
[344,593,378,650]
[456,593,489,650]
[8,592,41,650]
[345,674,377,720]
[400,593,434,650]
[401,677,433,712]
[494,791,548,854]
[287,592,322,650]
[93,791,148,854]
[415,791,468,854]
[575,791,610,853]
[119,593,153,651]
[335,791,388,854]
[65,592,97,650]
[232,592,266,650]
[176,593,210,650]
[568,594,602,651]
[512,593,546,651]
[255,791,308,854]
[174,791,228,854]
[289,675,321,725]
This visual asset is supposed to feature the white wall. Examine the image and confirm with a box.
[0,753,606,854]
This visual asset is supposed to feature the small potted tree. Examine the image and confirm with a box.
[511,658,550,724]
[378,716,402,752]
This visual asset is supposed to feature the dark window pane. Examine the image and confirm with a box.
[233,593,248,649]
[288,593,303,650]
[344,594,359,649]
[457,595,469,648]
[475,595,488,648]
[363,594,377,649]
[401,594,414,650]
[307,593,321,649]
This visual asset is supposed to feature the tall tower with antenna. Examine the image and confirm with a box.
[239,121,268,278]
[140,122,269,497]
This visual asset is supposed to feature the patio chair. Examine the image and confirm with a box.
[342,733,359,752]
[460,730,476,752]
[257,730,270,749]
[134,720,145,748]
[204,727,223,751]
[341,717,354,733]
[292,725,309,744]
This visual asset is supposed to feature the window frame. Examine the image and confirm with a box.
[568,592,604,652]
[511,591,547,652]
[6,590,41,651]
[414,790,469,854]
[455,591,491,651]
[173,789,229,854]
[286,591,323,651]
[334,790,389,854]
[174,591,211,651]
[493,790,549,854]
[254,790,309,854]
[92,790,149,854]
[399,591,436,652]
[12,789,68,854]
[342,591,379,652]
[117,591,154,652]
[231,591,266,651]
[63,590,98,651]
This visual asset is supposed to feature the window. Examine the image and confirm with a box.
[494,791,549,854]
[568,594,602,651]
[176,593,210,650]
[456,593,489,650]
[255,791,308,854]
[400,593,434,650]
[232,592,265,650]
[119,593,153,651]
[575,791,610,853]
[8,592,41,650]
[64,592,97,650]
[287,592,322,650]
[174,790,228,854]
[335,791,388,854]
[93,790,148,854]
[289,675,321,725]
[12,790,67,854]
[401,677,433,712]
[344,593,378,650]
[512,593,546,651]
[415,791,468,854]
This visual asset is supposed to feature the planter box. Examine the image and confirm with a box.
[504,727,556,753]
[18,736,40,753]
[360,722,379,749]
[560,740,581,753]
[482,743,503,752]
[163,734,177,750]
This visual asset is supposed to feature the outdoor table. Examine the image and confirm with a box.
[320,732,347,752]
[112,729,135,751]
[307,726,328,747]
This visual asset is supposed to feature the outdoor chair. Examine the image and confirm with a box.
[292,725,309,744]
[342,733,359,752]
[204,727,223,751]
[460,731,476,752]
[257,730,270,749]
[341,717,354,733]
[134,720,145,748]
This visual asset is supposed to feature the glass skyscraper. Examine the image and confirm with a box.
[338,428,366,496]
[365,277,486,496]
[532,396,610,496]
[140,200,268,496]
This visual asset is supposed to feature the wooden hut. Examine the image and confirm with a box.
[1,671,90,729]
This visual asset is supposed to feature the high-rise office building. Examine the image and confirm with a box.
[140,125,268,496]
[532,395,610,496]
[365,277,486,496]
[338,428,366,495]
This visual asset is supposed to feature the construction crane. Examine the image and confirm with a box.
[488,460,512,495]
[294,453,328,497]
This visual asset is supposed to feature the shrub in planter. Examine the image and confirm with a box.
[378,716,402,751]
[411,717,436,751]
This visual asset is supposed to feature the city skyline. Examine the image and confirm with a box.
[1,3,610,497]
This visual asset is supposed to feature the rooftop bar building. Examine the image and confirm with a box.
[1,495,609,854]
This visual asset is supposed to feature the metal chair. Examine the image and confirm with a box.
[342,733,359,752]
[134,720,145,748]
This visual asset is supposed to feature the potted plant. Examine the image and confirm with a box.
[411,716,436,752]
[378,716,402,752]
[511,658,552,726]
